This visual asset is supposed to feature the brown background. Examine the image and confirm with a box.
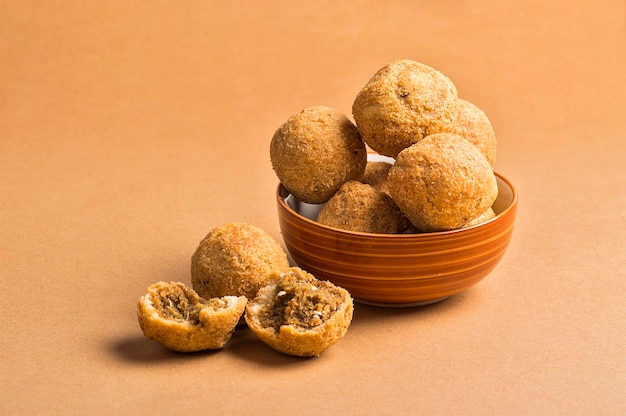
[2,1,625,415]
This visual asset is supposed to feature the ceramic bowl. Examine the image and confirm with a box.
[275,160,518,307]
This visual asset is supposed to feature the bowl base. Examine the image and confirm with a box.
[355,296,450,308]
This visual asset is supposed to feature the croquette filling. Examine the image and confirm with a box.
[260,272,344,332]
[150,283,230,325]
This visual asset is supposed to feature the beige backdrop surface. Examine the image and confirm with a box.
[2,1,625,415]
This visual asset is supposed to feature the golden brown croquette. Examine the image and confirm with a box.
[270,106,367,204]
[191,223,290,300]
[352,59,459,158]
[359,161,392,195]
[453,98,497,166]
[317,181,411,234]
[462,207,496,228]
[387,133,498,232]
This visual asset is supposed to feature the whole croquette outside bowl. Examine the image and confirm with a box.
[276,155,517,306]
[191,222,290,300]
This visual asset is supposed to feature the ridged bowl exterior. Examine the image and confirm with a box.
[276,173,517,306]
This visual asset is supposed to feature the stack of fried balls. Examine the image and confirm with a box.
[136,60,499,357]
[270,59,499,233]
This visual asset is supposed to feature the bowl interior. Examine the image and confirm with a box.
[276,162,517,306]
[284,174,515,232]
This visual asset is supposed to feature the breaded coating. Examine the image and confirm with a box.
[462,207,496,228]
[317,181,411,234]
[453,99,497,165]
[245,267,353,357]
[270,106,367,204]
[191,223,290,300]
[137,281,246,352]
[359,161,392,195]
[352,59,459,158]
[388,133,498,232]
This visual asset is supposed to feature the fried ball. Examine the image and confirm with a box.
[191,223,290,300]
[137,281,246,352]
[453,99,497,166]
[462,207,496,228]
[245,267,353,357]
[387,133,498,232]
[359,161,392,195]
[270,106,367,204]
[352,59,459,158]
[317,181,411,234]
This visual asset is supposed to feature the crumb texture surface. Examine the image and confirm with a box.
[245,268,353,357]
[191,222,290,300]
[270,106,367,203]
[137,281,246,352]
[352,59,459,158]
[388,133,498,231]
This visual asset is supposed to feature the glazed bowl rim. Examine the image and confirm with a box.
[276,171,517,239]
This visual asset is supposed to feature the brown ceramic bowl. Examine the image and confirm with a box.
[276,159,517,307]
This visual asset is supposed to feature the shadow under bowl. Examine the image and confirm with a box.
[276,173,518,307]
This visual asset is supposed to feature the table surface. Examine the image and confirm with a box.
[2,1,625,415]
